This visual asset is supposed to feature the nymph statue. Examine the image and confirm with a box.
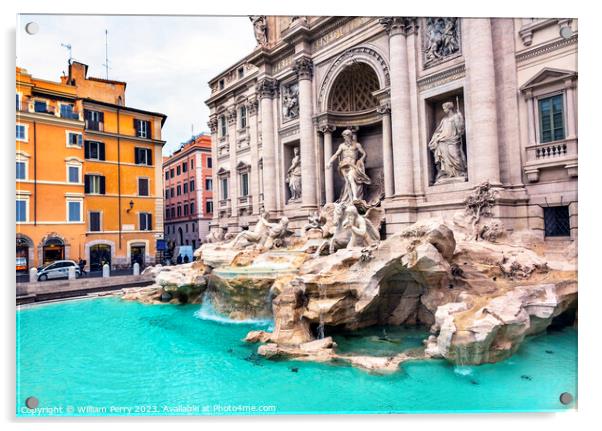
[286,147,302,203]
[327,129,371,204]
[206,226,227,244]
[428,101,467,183]
[264,216,293,249]
[250,16,268,46]
[228,211,270,249]
[342,205,381,249]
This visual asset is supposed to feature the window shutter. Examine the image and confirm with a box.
[146,149,152,165]
[134,119,140,136]
[139,213,145,231]
[148,213,152,230]
[146,121,152,138]
[99,142,106,161]
[99,112,104,122]
[135,148,140,164]
[100,176,106,195]
[84,141,90,159]
[84,175,90,193]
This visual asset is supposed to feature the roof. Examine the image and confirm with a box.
[82,97,167,126]
[87,76,128,87]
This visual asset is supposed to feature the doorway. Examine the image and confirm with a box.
[90,244,112,271]
[130,245,145,268]
[42,237,65,265]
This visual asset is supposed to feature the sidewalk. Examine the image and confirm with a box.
[16,274,155,305]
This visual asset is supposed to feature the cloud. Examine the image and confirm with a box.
[17,14,256,155]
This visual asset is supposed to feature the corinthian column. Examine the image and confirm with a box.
[377,102,394,198]
[294,56,318,209]
[207,115,219,225]
[226,106,238,216]
[379,17,414,198]
[256,78,277,212]
[465,18,501,184]
[319,124,336,203]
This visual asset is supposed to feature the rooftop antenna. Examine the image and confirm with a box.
[102,29,110,79]
[61,43,72,64]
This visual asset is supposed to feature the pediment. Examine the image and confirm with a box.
[520,67,577,92]
[216,167,229,176]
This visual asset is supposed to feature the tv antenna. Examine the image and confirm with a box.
[61,43,72,64]
[102,29,110,79]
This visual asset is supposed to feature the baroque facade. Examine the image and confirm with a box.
[205,17,578,241]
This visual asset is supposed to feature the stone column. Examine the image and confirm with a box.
[226,107,238,217]
[256,78,277,213]
[207,115,220,225]
[380,17,414,198]
[247,99,261,214]
[319,124,336,203]
[377,102,395,198]
[465,18,501,184]
[294,56,318,209]
[564,78,577,139]
[524,91,536,146]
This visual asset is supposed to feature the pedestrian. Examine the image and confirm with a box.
[78,258,87,277]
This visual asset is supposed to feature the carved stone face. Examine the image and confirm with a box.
[293,147,299,156]
[342,130,353,143]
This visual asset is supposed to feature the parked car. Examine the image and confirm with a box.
[36,260,81,281]
[16,257,27,272]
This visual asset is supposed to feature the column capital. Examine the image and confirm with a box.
[376,102,391,115]
[226,107,237,125]
[379,17,418,37]
[256,78,278,99]
[293,56,314,80]
[207,115,218,134]
[247,99,259,116]
[318,124,336,134]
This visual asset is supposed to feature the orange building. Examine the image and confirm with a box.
[16,62,167,272]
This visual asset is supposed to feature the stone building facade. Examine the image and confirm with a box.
[205,17,577,242]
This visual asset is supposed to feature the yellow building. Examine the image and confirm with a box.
[16,63,167,271]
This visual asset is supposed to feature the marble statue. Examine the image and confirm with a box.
[264,216,293,249]
[342,205,381,249]
[286,147,302,203]
[282,83,299,120]
[428,101,467,183]
[206,226,227,244]
[229,211,270,249]
[424,18,460,66]
[327,129,371,204]
[317,202,351,255]
[303,211,326,239]
[250,16,268,46]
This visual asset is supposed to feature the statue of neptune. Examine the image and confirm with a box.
[327,129,371,203]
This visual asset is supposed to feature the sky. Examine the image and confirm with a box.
[16,14,256,155]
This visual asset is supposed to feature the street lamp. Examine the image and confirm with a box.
[126,200,134,213]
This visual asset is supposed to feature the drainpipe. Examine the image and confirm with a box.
[33,122,37,225]
[117,108,122,250]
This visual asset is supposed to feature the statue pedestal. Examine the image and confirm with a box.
[433,176,467,186]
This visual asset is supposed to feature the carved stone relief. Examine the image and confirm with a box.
[423,18,461,67]
[282,82,299,121]
[250,16,268,46]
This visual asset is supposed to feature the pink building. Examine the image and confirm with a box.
[163,134,213,249]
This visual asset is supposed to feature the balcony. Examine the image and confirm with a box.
[85,120,104,132]
[523,138,578,182]
[17,98,82,120]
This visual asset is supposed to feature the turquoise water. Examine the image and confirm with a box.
[16,297,577,416]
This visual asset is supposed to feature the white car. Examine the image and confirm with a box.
[37,260,81,281]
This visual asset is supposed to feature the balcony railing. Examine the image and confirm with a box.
[524,138,578,182]
[17,99,82,120]
[85,120,104,132]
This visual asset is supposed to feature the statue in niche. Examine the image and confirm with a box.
[428,101,467,184]
[282,83,299,120]
[286,147,302,203]
[327,129,371,204]
[424,18,460,66]
[250,16,268,46]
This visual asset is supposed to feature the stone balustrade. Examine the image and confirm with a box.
[523,138,578,182]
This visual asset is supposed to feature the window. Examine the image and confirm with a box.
[207,157,213,168]
[16,161,27,180]
[177,185,182,196]
[190,179,195,191]
[165,171,169,180]
[60,104,77,119]
[177,205,182,217]
[183,183,188,194]
[139,213,153,231]
[138,178,149,196]
[67,200,82,222]
[538,94,565,143]
[185,224,189,233]
[192,223,196,233]
[134,119,152,139]
[184,204,189,216]
[89,211,101,232]
[16,93,21,111]
[177,165,181,176]
[239,106,247,129]
[221,178,229,200]
[16,124,27,141]
[84,109,104,131]
[170,187,175,197]
[67,165,81,183]
[182,162,188,173]
[240,172,249,196]
[170,207,175,218]
[190,159,194,169]
[170,168,174,178]
[84,141,106,160]
[190,202,195,214]
[84,175,106,194]
[34,100,48,113]
[219,79,225,90]
[66,132,83,148]
[219,116,227,137]
[544,206,571,237]
[205,178,213,191]
[16,198,28,222]
[135,147,153,165]
[206,200,213,214]
[238,67,244,79]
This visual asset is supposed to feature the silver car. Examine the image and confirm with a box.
[37,260,81,281]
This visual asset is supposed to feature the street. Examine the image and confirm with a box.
[16,268,138,283]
